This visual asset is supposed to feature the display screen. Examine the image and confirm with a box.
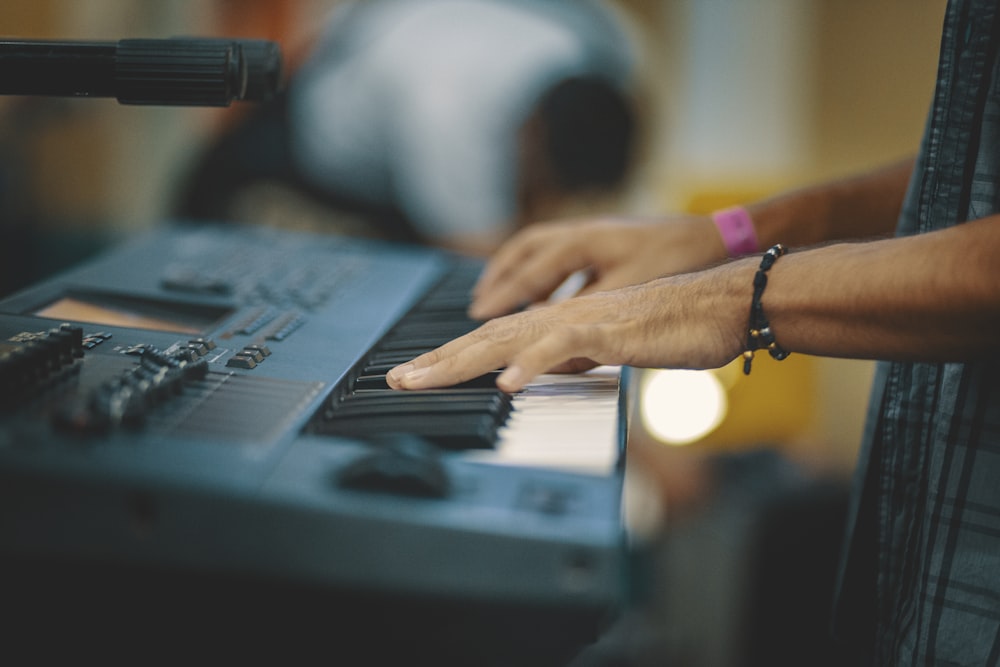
[34,292,233,335]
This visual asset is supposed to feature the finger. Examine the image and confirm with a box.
[387,335,511,390]
[471,242,560,318]
[471,225,583,312]
[496,329,589,393]
[387,308,536,389]
[470,245,591,320]
[472,231,543,298]
[385,334,477,388]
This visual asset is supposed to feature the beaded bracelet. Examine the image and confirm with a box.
[742,243,790,375]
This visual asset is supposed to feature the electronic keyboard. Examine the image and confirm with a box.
[0,222,630,664]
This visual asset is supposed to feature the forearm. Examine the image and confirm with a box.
[762,214,1000,362]
[388,170,997,394]
[746,157,915,248]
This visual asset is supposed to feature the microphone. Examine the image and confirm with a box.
[0,37,283,106]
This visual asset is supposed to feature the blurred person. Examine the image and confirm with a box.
[387,0,1000,663]
[177,0,638,256]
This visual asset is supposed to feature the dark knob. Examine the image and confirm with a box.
[115,38,246,106]
[231,39,283,102]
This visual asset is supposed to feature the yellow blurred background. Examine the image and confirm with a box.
[0,0,947,473]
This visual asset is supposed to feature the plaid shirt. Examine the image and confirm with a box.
[833,0,1000,663]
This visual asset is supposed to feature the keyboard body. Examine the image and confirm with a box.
[0,223,629,663]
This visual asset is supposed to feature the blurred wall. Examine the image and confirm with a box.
[622,0,945,205]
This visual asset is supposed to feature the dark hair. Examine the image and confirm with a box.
[536,76,636,191]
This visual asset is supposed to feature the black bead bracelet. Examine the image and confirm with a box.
[743,243,790,375]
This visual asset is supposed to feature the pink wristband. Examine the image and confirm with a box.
[711,206,760,257]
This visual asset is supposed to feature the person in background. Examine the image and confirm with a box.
[177,0,638,256]
[387,0,1000,663]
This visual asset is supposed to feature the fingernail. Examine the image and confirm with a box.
[497,366,523,392]
[387,364,414,383]
[403,367,430,385]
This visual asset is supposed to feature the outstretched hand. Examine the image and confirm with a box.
[468,214,727,320]
[388,266,749,393]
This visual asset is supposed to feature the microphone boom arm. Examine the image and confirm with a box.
[0,37,282,106]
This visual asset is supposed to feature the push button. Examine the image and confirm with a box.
[241,348,264,363]
[226,354,257,369]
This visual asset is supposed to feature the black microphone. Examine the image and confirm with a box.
[0,37,283,106]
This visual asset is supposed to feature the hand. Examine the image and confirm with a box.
[388,266,749,393]
[468,214,727,320]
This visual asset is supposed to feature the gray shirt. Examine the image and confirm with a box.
[833,0,1000,663]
